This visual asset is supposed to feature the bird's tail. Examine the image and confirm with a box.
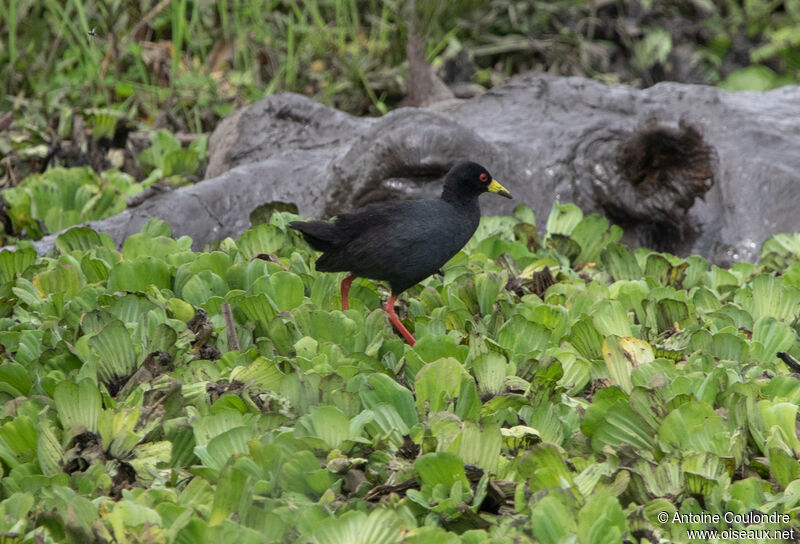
[288,220,338,252]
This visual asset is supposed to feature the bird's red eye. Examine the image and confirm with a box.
[479,173,489,183]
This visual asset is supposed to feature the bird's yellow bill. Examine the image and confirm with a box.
[488,179,512,199]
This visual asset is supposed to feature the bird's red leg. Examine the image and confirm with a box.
[340,275,356,310]
[384,295,416,346]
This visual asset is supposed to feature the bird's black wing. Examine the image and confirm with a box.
[318,200,474,291]
[290,200,415,254]
[314,200,423,273]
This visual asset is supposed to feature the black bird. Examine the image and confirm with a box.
[289,162,512,345]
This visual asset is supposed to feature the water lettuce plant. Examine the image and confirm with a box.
[1,202,799,543]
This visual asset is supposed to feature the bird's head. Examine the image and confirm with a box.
[444,162,512,202]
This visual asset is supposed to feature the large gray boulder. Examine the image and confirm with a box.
[29,73,800,265]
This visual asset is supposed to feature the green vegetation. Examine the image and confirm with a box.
[3,1,800,191]
[2,204,800,542]
[2,2,800,542]
[0,130,207,244]
[1,167,140,240]
[4,0,800,122]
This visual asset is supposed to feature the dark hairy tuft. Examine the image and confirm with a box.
[616,119,714,211]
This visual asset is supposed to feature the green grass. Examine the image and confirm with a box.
[2,0,414,129]
[3,1,800,135]
[3,1,800,197]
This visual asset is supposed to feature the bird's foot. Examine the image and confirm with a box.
[384,295,416,346]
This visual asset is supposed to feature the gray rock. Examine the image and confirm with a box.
[25,73,800,265]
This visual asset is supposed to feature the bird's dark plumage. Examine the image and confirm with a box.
[291,162,510,293]
[294,199,477,293]
[289,161,511,345]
